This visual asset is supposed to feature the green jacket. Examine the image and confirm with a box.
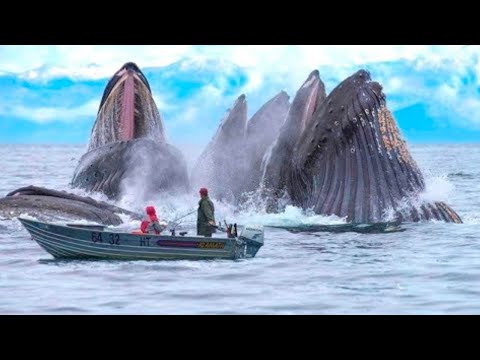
[197,196,215,236]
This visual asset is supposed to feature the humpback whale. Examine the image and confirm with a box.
[0,186,139,225]
[191,92,290,202]
[261,69,462,223]
[71,62,189,200]
[0,62,189,225]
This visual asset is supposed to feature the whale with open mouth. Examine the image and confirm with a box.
[71,62,189,200]
[0,62,189,225]
[260,69,462,223]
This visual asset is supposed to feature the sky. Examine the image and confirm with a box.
[1,45,479,156]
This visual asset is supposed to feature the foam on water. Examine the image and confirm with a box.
[420,173,455,203]
[113,184,347,230]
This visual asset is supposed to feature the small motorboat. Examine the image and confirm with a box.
[18,217,264,261]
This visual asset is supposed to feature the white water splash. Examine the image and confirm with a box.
[381,169,462,223]
[112,168,469,228]
[419,173,455,203]
[113,185,347,231]
[234,205,346,227]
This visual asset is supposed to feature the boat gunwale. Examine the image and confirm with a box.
[19,217,238,243]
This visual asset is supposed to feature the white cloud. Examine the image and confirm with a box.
[429,83,480,128]
[152,94,176,113]
[0,45,472,82]
[0,45,194,80]
[1,45,480,130]
[177,107,200,125]
[1,100,98,124]
[165,82,233,130]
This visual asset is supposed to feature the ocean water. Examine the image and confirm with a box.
[0,143,479,314]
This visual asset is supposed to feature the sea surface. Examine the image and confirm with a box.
[0,144,479,314]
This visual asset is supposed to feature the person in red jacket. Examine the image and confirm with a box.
[139,205,167,235]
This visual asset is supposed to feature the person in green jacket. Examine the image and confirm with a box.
[197,187,216,237]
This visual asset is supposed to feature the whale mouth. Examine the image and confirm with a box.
[88,62,165,151]
[104,66,147,142]
[98,62,151,113]
[118,69,136,141]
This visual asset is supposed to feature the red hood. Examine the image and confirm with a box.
[146,205,159,222]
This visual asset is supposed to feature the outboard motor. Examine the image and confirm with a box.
[238,225,264,257]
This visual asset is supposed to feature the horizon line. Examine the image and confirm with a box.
[1,141,480,146]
